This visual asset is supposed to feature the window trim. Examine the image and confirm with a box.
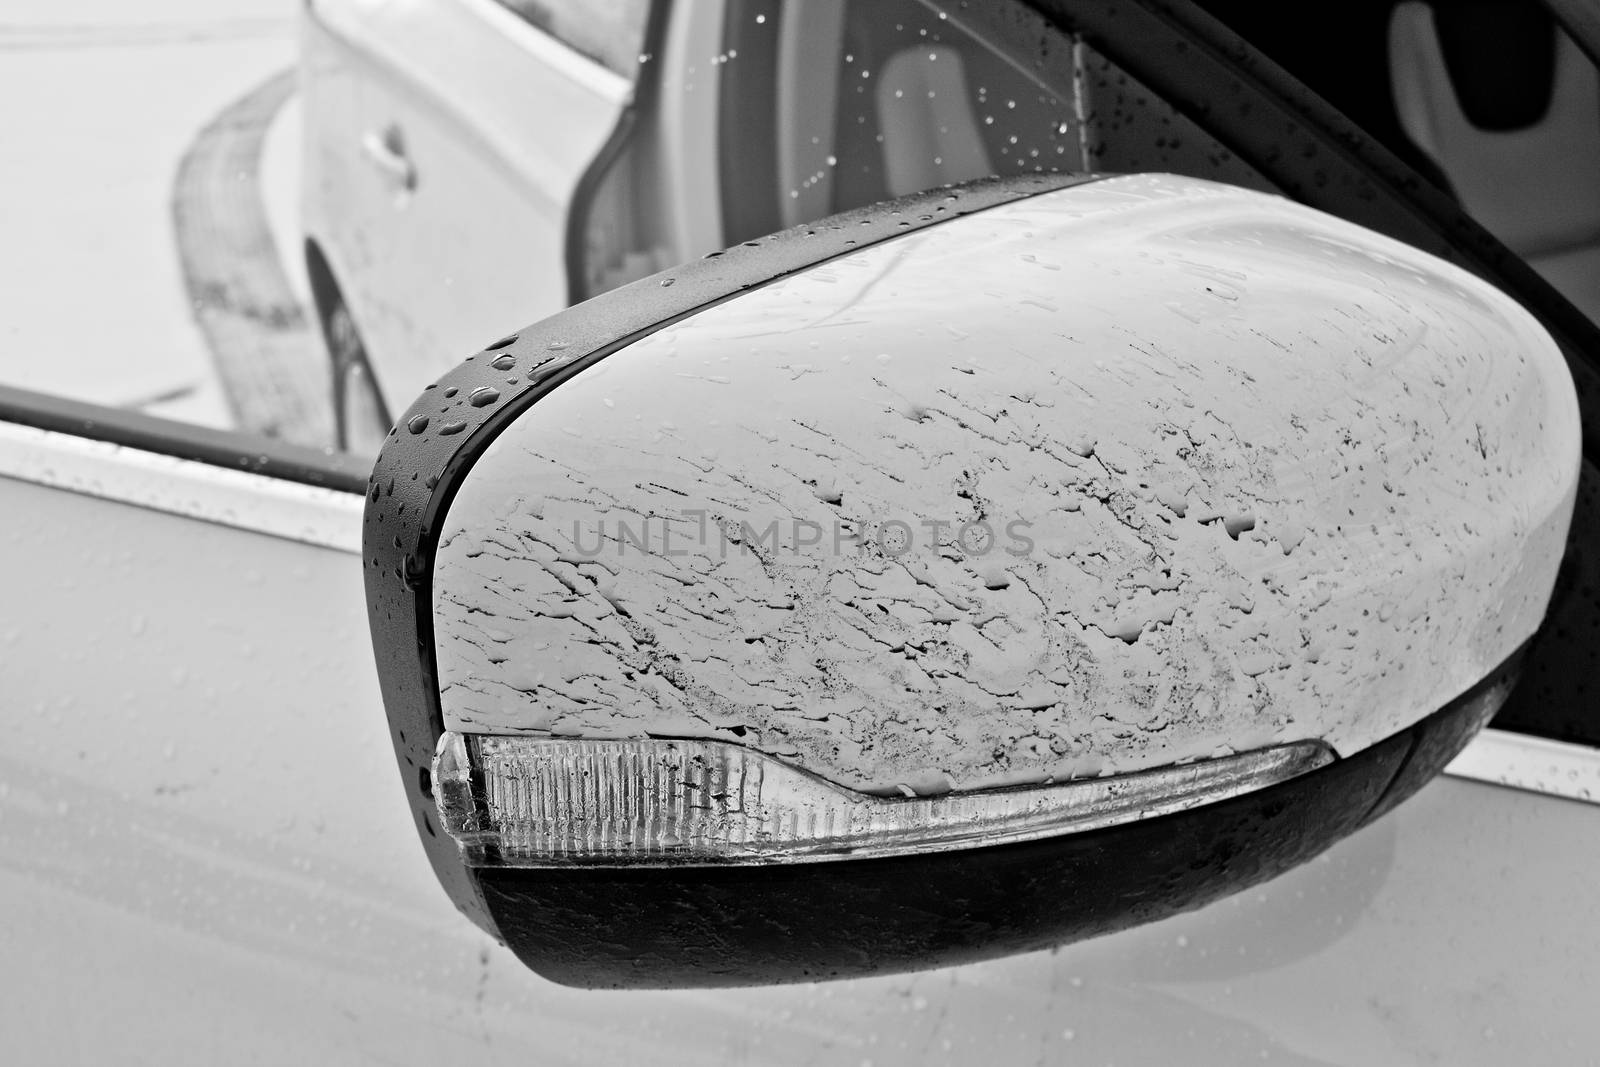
[0,385,370,495]
[1446,728,1600,807]
[0,416,365,552]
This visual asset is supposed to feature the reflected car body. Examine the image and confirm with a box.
[301,0,700,423]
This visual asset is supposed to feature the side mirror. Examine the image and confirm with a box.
[364,173,1579,988]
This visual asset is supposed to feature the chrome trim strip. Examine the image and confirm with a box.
[1446,727,1600,806]
[0,421,363,554]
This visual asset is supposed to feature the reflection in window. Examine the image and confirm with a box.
[718,0,1274,244]
[493,0,652,78]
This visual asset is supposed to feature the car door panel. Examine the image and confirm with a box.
[0,435,1593,1065]
[330,0,632,412]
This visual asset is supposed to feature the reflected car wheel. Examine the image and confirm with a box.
[323,294,393,458]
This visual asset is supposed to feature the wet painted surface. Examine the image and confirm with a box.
[1447,727,1600,804]
[0,420,362,551]
[1,427,1595,1063]
[432,176,1578,794]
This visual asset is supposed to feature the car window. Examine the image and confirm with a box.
[717,0,1275,244]
[491,0,652,78]
[1392,2,1600,321]
[1196,0,1600,332]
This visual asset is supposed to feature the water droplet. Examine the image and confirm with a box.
[469,386,501,408]
[407,415,430,434]
[490,353,516,371]
[1224,512,1256,540]
[548,340,570,351]
[486,333,518,350]
[660,277,676,287]
[439,420,468,436]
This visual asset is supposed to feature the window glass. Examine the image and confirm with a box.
[492,0,652,78]
[717,0,1274,244]
[1195,0,1600,328]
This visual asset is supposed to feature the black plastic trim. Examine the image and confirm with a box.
[363,172,1106,929]
[716,0,783,244]
[478,647,1522,989]
[0,384,369,494]
[562,0,675,305]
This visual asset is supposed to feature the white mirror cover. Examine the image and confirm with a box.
[431,174,1579,796]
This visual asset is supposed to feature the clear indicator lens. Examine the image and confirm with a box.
[433,733,1333,867]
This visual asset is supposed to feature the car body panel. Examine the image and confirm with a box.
[302,0,632,408]
[0,429,1595,1063]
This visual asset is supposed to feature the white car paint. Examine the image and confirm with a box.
[0,431,1596,1063]
[433,176,1579,793]
[301,0,634,411]
[0,3,290,429]
[0,420,362,553]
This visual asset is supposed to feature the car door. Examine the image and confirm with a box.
[323,0,651,414]
[2,413,1595,1066]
